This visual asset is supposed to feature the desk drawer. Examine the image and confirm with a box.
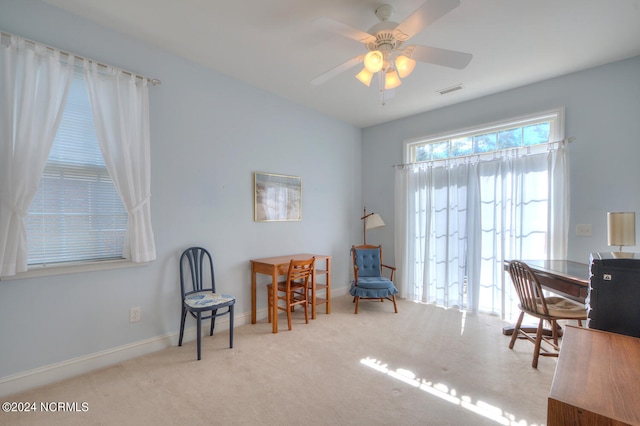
[536,273,587,303]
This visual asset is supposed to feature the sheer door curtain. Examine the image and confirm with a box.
[394,142,568,319]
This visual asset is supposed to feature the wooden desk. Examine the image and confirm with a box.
[504,260,589,303]
[250,253,331,333]
[548,325,640,425]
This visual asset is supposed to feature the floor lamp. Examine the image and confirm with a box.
[361,207,385,244]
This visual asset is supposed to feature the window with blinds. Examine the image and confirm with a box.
[26,69,127,265]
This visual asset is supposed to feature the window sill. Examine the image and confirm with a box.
[1,258,149,281]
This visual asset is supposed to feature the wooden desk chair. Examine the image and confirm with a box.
[267,257,315,331]
[507,260,587,368]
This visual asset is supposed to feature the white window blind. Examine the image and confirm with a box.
[26,69,127,265]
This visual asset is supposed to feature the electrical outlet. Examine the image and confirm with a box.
[129,306,141,323]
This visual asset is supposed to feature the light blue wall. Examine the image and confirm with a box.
[0,0,362,383]
[3,0,640,393]
[362,55,640,265]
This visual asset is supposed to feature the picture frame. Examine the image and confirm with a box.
[254,172,302,222]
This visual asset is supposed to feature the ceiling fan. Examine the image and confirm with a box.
[311,0,472,101]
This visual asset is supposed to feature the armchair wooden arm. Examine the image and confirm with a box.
[381,264,396,281]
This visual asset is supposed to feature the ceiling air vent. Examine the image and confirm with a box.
[437,84,463,95]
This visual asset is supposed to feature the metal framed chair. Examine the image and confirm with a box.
[179,247,235,360]
[350,245,398,314]
[507,260,586,368]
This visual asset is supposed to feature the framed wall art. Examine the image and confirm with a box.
[254,172,302,222]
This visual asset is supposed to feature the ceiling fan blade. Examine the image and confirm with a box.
[311,55,364,85]
[395,0,461,40]
[314,17,376,44]
[411,45,472,69]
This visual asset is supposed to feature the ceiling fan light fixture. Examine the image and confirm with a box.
[364,50,384,73]
[395,54,416,78]
[355,68,374,87]
[311,1,473,106]
[384,68,402,89]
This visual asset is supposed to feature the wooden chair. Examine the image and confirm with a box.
[350,245,398,314]
[507,260,587,368]
[267,257,315,331]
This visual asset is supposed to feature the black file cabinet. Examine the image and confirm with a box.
[587,252,640,338]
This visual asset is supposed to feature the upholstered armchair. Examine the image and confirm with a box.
[350,245,398,314]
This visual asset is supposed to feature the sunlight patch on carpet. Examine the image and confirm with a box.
[360,357,540,426]
[460,311,466,335]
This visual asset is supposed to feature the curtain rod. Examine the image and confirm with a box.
[1,30,161,86]
[392,137,575,169]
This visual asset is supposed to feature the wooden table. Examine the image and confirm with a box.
[250,253,331,333]
[548,325,640,425]
[504,259,589,302]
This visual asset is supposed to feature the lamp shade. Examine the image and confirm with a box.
[607,212,636,248]
[384,69,402,89]
[355,68,374,87]
[364,50,384,73]
[395,55,416,78]
[365,213,385,230]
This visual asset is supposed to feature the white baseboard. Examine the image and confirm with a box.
[0,311,252,398]
[0,288,350,398]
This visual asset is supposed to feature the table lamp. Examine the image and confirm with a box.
[607,212,636,258]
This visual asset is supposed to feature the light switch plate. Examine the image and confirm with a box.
[576,224,592,237]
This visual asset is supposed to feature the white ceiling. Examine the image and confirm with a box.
[44,0,640,128]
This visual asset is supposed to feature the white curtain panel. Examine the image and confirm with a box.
[0,35,73,277]
[395,143,568,317]
[548,142,570,260]
[83,60,156,263]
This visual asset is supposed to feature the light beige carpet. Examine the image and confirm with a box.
[3,295,556,425]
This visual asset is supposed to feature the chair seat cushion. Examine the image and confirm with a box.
[350,277,399,298]
[534,296,586,319]
[185,291,235,309]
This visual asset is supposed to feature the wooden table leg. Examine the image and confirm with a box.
[272,269,278,333]
[311,267,317,320]
[326,258,331,314]
[251,264,257,324]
